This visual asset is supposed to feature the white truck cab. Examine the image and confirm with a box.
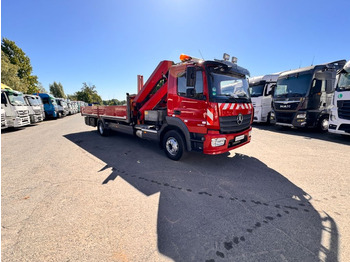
[329,60,350,135]
[248,73,279,123]
[24,94,45,123]
[1,87,30,128]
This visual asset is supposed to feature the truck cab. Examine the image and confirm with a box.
[56,98,68,117]
[34,93,58,119]
[1,87,30,128]
[248,74,279,123]
[24,94,44,123]
[329,60,350,135]
[270,60,346,131]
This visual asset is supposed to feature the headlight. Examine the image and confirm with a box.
[270,112,275,117]
[296,113,306,119]
[211,138,226,147]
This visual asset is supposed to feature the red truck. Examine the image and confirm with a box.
[81,54,253,160]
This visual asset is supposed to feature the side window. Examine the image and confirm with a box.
[265,84,275,96]
[42,97,49,104]
[312,79,322,93]
[1,93,7,104]
[177,70,204,99]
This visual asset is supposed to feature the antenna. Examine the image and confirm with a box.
[311,55,315,66]
[198,49,204,60]
[299,60,302,68]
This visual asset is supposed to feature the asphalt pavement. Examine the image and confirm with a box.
[1,115,350,261]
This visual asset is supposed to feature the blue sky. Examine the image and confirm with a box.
[2,0,349,100]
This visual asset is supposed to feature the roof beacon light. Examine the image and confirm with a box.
[223,53,230,61]
[180,54,192,62]
[231,56,238,64]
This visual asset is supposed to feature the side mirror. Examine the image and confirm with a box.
[186,67,196,87]
[186,88,195,97]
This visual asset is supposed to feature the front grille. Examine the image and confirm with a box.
[339,124,350,133]
[274,102,300,111]
[17,110,29,117]
[219,114,251,134]
[275,111,295,124]
[34,109,42,115]
[338,100,350,120]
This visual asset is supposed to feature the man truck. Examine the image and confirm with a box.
[1,85,31,128]
[329,60,350,136]
[270,60,346,131]
[249,73,279,123]
[82,54,253,160]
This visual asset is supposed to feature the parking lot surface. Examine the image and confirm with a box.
[2,114,350,261]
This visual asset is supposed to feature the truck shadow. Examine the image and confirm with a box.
[65,130,338,262]
[253,123,350,146]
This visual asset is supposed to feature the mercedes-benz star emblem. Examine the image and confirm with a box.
[237,113,243,125]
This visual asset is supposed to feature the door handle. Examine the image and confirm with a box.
[174,110,181,115]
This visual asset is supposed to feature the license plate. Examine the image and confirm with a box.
[235,135,245,142]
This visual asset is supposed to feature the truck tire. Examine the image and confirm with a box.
[163,130,185,161]
[318,116,329,132]
[97,120,109,136]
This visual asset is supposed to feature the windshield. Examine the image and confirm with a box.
[36,97,43,105]
[274,73,312,98]
[249,84,265,97]
[337,72,350,91]
[209,73,250,102]
[27,96,39,106]
[8,92,26,106]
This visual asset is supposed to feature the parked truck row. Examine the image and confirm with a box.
[82,53,253,160]
[1,83,87,130]
[248,59,349,136]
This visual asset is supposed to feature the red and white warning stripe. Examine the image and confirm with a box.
[219,103,252,110]
[206,108,214,125]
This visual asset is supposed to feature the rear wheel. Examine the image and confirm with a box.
[163,130,185,161]
[97,120,109,136]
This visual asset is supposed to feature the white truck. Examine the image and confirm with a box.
[24,94,45,124]
[329,60,350,136]
[1,87,30,128]
[248,73,279,123]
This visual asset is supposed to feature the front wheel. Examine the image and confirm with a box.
[318,116,329,132]
[163,130,186,161]
[97,120,109,136]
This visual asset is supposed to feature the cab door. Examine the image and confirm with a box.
[172,67,208,134]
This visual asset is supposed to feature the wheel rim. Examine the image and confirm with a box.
[321,119,329,130]
[166,137,179,156]
[99,123,104,134]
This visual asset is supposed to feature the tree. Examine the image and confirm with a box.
[37,82,47,93]
[1,50,27,92]
[49,81,65,98]
[1,38,38,92]
[102,98,126,105]
[75,82,102,104]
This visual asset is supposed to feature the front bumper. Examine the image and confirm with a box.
[329,111,350,135]
[30,114,44,123]
[203,127,252,155]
